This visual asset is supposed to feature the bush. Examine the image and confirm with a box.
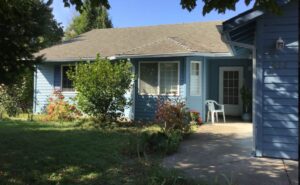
[0,84,21,117]
[68,55,133,123]
[155,97,191,134]
[190,110,203,125]
[132,130,183,156]
[45,89,82,121]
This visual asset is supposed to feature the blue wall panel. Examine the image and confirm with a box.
[255,0,298,160]
[207,58,252,102]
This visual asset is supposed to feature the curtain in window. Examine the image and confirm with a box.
[140,63,158,94]
[160,63,178,95]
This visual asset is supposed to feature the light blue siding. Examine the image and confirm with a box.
[34,63,76,113]
[185,56,206,121]
[34,64,55,113]
[255,0,298,160]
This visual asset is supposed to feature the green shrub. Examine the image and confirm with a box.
[0,84,21,117]
[68,55,133,123]
[132,130,183,157]
[155,97,191,135]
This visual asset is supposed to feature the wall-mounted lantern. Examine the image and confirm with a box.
[276,37,285,50]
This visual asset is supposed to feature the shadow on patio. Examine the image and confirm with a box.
[163,123,298,185]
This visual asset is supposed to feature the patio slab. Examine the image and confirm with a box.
[163,123,298,185]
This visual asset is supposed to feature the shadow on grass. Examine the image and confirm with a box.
[0,120,141,185]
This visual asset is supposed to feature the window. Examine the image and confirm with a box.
[190,61,201,96]
[61,66,75,91]
[139,63,158,94]
[139,62,179,95]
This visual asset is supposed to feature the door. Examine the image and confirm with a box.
[219,67,243,116]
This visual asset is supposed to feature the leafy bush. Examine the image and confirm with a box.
[131,130,183,156]
[68,55,133,122]
[45,89,82,121]
[155,97,191,134]
[0,84,21,117]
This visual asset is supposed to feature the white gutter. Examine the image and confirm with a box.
[43,52,233,62]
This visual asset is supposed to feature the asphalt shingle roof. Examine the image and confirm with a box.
[36,21,229,61]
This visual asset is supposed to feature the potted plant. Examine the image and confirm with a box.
[240,85,252,121]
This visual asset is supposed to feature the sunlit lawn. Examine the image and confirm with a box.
[0,119,205,185]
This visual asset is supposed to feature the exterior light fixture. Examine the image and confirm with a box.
[276,37,285,50]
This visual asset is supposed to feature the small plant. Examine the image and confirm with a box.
[240,85,252,113]
[45,89,82,122]
[155,97,191,135]
[189,110,203,125]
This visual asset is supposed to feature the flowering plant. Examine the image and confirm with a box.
[155,97,190,134]
[45,89,82,121]
[189,110,203,125]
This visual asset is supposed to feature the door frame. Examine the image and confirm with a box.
[219,66,244,116]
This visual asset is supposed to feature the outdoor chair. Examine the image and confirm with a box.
[205,100,226,123]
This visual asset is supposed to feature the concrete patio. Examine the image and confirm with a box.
[163,123,298,185]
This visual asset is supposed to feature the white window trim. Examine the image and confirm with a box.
[138,61,180,96]
[61,65,75,92]
[190,61,202,96]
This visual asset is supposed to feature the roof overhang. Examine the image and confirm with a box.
[42,52,233,62]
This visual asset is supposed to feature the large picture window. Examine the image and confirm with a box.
[61,66,75,91]
[190,61,201,96]
[139,62,179,95]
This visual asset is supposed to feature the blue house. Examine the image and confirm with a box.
[34,1,298,160]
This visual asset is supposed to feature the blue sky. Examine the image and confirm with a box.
[51,0,254,30]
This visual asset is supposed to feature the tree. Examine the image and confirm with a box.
[68,55,133,122]
[65,1,112,40]
[0,0,63,85]
[64,0,283,16]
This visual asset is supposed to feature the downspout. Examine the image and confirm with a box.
[33,66,38,113]
[220,30,256,155]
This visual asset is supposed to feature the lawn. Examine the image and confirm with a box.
[0,119,203,185]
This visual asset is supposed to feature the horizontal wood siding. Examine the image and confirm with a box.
[133,58,186,121]
[256,1,298,159]
[34,64,54,113]
[34,63,76,113]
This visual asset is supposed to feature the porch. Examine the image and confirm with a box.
[163,123,298,185]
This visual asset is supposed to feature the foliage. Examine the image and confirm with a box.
[68,55,133,122]
[62,0,283,17]
[180,0,283,15]
[0,120,209,185]
[45,89,82,121]
[65,0,113,40]
[240,85,252,113]
[0,0,63,85]
[155,97,191,134]
[0,85,21,117]
[190,110,203,125]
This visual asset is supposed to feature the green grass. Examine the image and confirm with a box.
[0,119,206,185]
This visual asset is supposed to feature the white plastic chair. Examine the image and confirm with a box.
[205,100,226,123]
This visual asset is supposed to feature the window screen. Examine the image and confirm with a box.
[62,66,75,91]
[139,63,158,94]
[160,63,179,95]
[190,62,201,96]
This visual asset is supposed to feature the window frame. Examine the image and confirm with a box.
[138,61,180,96]
[60,65,75,92]
[190,61,201,96]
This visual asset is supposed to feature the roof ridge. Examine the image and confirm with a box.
[118,38,169,54]
[89,20,223,32]
[166,37,193,52]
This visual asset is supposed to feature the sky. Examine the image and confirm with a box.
[51,0,254,30]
